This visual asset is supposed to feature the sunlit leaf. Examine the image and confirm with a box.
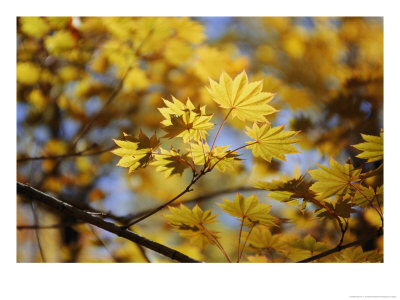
[352,184,383,208]
[111,131,160,173]
[245,123,300,162]
[159,96,214,142]
[308,158,361,199]
[244,226,284,252]
[207,71,277,122]
[254,175,316,207]
[218,193,277,227]
[151,148,191,178]
[164,204,219,249]
[289,235,328,253]
[352,130,383,162]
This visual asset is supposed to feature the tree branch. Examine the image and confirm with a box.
[297,227,383,263]
[17,182,201,263]
[17,145,116,163]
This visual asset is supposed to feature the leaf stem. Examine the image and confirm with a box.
[151,152,195,172]
[238,224,255,262]
[121,170,207,228]
[188,130,196,167]
[201,225,232,263]
[198,130,208,166]
[351,183,383,222]
[209,108,233,162]
[209,141,258,171]
[237,218,245,262]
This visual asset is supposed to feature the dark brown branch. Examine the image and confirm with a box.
[17,182,201,263]
[17,186,258,228]
[297,227,383,263]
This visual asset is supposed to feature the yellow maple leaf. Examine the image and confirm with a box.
[308,158,361,199]
[164,204,219,249]
[352,130,383,162]
[244,226,284,251]
[111,131,160,174]
[151,148,191,178]
[289,235,328,253]
[352,184,383,208]
[159,96,214,142]
[245,123,300,162]
[218,193,277,227]
[207,71,277,122]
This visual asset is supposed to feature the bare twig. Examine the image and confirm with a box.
[17,182,201,263]
[17,145,115,163]
[30,200,46,262]
[122,186,257,224]
[121,169,211,228]
[88,224,119,262]
[238,224,255,262]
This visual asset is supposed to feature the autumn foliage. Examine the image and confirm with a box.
[17,17,383,263]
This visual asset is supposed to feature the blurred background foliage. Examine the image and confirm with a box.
[17,17,383,262]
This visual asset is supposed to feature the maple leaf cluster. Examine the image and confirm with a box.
[111,71,301,178]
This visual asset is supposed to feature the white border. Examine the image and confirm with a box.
[3,1,399,299]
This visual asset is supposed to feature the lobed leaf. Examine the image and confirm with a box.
[218,193,277,227]
[207,71,277,122]
[111,131,160,173]
[245,123,300,162]
[159,96,214,142]
[151,147,191,178]
[308,158,361,199]
[352,130,383,163]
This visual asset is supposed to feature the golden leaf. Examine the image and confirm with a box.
[151,148,191,178]
[245,123,300,162]
[111,131,160,174]
[352,130,383,162]
[218,193,277,227]
[207,71,277,122]
[308,158,361,199]
[159,96,214,142]
[164,204,219,249]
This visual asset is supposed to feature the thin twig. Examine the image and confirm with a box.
[209,108,233,162]
[238,224,255,262]
[198,130,208,166]
[121,170,210,228]
[136,244,151,263]
[17,145,115,163]
[201,225,232,263]
[30,201,46,262]
[34,29,155,188]
[210,142,258,170]
[237,218,244,262]
[351,183,383,221]
[17,182,201,263]
[88,224,119,262]
[297,227,383,263]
